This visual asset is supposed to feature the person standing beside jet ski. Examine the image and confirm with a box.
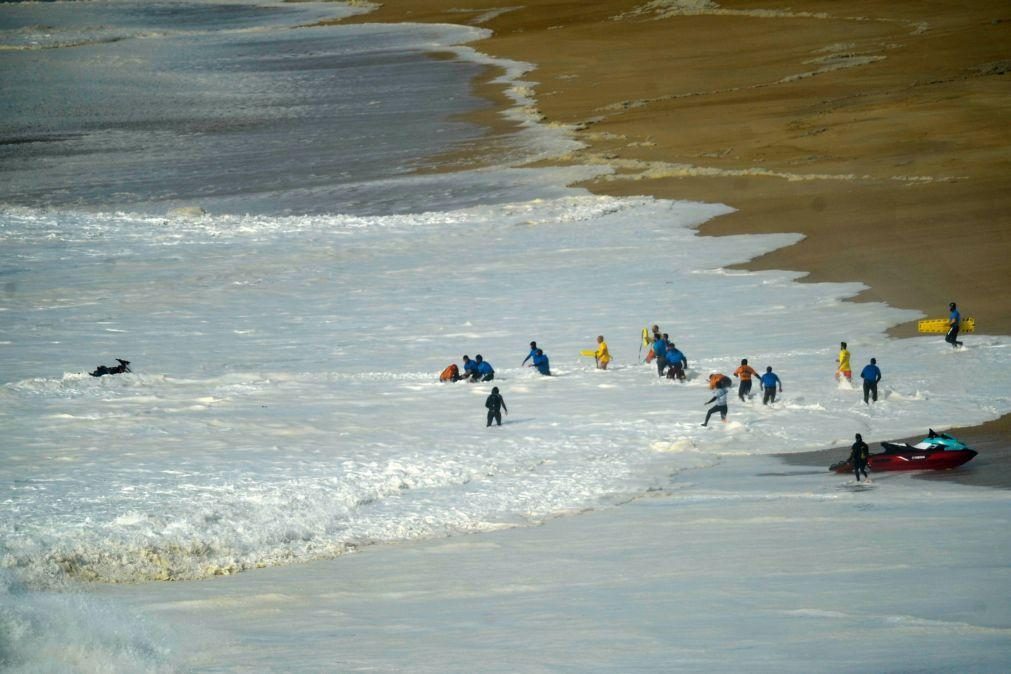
[849,433,870,481]
[860,358,882,404]
[946,302,964,348]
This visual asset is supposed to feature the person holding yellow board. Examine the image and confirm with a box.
[581,335,611,369]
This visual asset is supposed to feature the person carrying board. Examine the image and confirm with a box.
[946,302,964,348]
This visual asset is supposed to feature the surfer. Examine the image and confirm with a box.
[701,383,729,426]
[733,358,759,401]
[530,348,551,376]
[652,333,668,376]
[836,342,852,381]
[665,343,687,380]
[461,355,479,381]
[849,433,870,481]
[474,354,495,382]
[89,358,131,377]
[595,335,611,370]
[946,302,964,348]
[485,386,508,427]
[760,366,783,405]
[521,341,539,366]
[860,358,882,404]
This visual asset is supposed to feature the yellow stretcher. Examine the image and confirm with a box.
[917,317,975,334]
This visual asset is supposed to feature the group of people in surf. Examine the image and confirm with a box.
[439,301,963,432]
[640,323,786,426]
[440,354,497,383]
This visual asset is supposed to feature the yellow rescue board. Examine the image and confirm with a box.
[580,349,597,357]
[917,317,975,334]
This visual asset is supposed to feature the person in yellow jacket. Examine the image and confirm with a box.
[836,341,852,382]
[595,335,611,370]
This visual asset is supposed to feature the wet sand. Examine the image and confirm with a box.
[330,2,1011,479]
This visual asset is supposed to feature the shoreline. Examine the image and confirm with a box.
[331,1,1010,446]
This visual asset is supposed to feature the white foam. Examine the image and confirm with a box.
[3,193,1008,587]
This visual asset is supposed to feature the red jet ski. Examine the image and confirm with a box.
[831,429,977,473]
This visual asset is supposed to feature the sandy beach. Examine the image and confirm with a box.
[340,0,1010,335]
[333,0,1011,466]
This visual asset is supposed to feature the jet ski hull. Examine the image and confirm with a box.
[831,448,977,473]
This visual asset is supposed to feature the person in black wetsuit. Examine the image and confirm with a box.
[849,433,870,481]
[485,386,508,427]
[90,358,131,377]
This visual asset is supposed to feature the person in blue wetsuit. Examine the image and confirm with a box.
[529,348,551,376]
[461,355,479,381]
[665,343,688,380]
[702,382,729,426]
[945,302,964,348]
[474,354,495,382]
[860,357,882,404]
[652,335,668,377]
[760,366,782,405]
[521,341,539,366]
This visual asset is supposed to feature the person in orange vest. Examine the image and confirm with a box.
[732,358,759,401]
[439,363,460,382]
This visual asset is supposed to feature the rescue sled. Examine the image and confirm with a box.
[917,317,975,334]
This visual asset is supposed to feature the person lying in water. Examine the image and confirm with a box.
[90,358,131,377]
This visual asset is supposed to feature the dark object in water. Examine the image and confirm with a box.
[90,358,131,377]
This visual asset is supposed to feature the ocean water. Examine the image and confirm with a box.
[2,2,1010,671]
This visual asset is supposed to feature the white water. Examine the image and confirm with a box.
[2,1,1009,671]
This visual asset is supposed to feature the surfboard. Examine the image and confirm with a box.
[917,317,975,334]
